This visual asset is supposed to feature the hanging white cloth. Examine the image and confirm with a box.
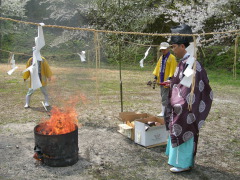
[7,54,18,75]
[35,23,45,61]
[77,51,86,62]
[23,49,42,90]
[22,23,45,90]
[139,46,151,68]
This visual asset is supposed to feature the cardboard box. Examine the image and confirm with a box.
[118,112,148,140]
[118,112,168,147]
[119,112,148,122]
[134,116,168,147]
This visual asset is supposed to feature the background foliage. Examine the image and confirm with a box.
[0,0,239,72]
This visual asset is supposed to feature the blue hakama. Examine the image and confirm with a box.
[165,136,194,169]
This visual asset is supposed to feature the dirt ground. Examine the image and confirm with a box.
[0,64,240,180]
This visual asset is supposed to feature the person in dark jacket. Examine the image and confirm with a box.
[165,24,213,173]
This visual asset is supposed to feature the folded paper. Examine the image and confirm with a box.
[183,67,194,77]
[186,56,195,69]
[180,74,193,88]
[186,42,195,58]
[180,42,198,87]
[35,25,45,61]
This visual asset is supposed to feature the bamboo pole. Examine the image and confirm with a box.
[119,40,123,112]
[233,36,238,79]
[188,37,197,111]
[98,35,101,69]
[94,31,100,104]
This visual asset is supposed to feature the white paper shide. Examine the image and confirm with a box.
[22,23,45,90]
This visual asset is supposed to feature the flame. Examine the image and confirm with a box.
[36,106,78,135]
[36,95,87,135]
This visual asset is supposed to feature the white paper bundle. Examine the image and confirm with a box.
[23,23,45,90]
[180,43,198,88]
[7,54,18,75]
[23,49,42,90]
[35,23,45,61]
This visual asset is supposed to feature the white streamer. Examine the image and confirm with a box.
[139,46,151,68]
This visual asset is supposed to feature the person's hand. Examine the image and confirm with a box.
[164,80,171,87]
[153,79,157,89]
[24,79,26,82]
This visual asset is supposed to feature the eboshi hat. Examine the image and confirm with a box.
[170,24,193,44]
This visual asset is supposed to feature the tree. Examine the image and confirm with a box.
[0,0,31,62]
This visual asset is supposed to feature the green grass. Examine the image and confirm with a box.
[235,151,240,157]
[5,79,19,83]
[0,62,239,124]
[207,69,240,87]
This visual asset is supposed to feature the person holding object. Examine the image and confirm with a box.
[152,42,177,117]
[23,51,52,108]
[165,24,213,173]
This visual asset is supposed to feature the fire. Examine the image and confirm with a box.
[36,94,87,135]
[36,106,79,135]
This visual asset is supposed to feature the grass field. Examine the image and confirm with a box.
[0,62,240,180]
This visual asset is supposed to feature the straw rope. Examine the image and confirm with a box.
[0,17,239,37]
[1,16,239,81]
[0,48,95,58]
[1,30,237,58]
[199,33,240,44]
[122,40,159,47]
[0,49,32,56]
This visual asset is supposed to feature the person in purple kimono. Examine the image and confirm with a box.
[165,24,213,173]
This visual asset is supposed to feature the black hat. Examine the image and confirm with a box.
[170,24,193,44]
